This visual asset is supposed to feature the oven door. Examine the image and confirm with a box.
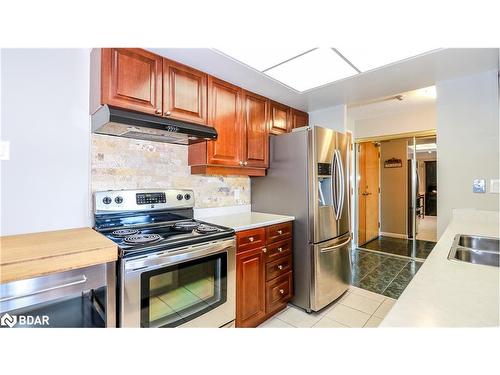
[120,238,236,328]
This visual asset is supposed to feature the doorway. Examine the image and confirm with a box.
[355,134,438,259]
[357,142,380,246]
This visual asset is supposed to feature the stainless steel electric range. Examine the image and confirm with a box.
[93,189,236,328]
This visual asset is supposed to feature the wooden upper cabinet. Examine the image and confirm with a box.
[206,77,244,167]
[162,59,208,124]
[242,91,269,168]
[269,101,291,135]
[101,48,162,115]
[291,108,309,129]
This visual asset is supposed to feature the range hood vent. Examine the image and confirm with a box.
[91,105,217,145]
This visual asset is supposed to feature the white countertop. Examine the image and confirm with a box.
[381,209,499,327]
[202,212,295,232]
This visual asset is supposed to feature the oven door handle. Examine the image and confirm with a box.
[124,238,236,273]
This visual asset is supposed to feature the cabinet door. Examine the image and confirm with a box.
[243,91,269,168]
[236,247,266,327]
[163,59,207,124]
[269,101,291,135]
[101,48,162,115]
[207,77,244,167]
[291,108,309,129]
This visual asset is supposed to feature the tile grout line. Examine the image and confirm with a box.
[379,262,410,296]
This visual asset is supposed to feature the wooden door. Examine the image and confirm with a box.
[206,77,244,167]
[162,59,207,124]
[269,101,290,135]
[242,91,269,168]
[291,108,309,129]
[236,247,266,327]
[101,48,162,115]
[358,142,380,245]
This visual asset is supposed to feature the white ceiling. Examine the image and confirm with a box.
[347,86,436,121]
[148,48,499,112]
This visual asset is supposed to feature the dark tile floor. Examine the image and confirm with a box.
[360,236,436,259]
[350,248,423,299]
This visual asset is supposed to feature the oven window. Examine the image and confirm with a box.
[140,253,227,327]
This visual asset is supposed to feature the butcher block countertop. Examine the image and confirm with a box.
[0,228,118,284]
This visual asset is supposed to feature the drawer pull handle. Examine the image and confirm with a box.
[277,230,283,235]
[262,247,267,253]
[278,247,283,252]
[279,289,285,295]
[277,265,283,270]
[248,236,254,242]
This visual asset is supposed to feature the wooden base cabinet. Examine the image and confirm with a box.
[235,222,293,327]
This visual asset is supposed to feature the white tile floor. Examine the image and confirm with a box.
[258,286,396,328]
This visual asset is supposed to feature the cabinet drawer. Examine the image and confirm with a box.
[266,222,292,243]
[237,227,266,252]
[266,272,293,314]
[265,254,292,281]
[265,239,292,262]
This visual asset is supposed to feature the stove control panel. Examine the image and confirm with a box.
[136,192,166,205]
[94,189,194,213]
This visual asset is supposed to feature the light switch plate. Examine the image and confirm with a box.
[473,179,486,193]
[490,179,500,194]
[0,141,10,160]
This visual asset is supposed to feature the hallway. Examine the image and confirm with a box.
[417,216,437,242]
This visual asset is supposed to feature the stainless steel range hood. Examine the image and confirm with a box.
[91,105,217,145]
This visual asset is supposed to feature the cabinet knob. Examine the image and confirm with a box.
[164,111,171,116]
[262,247,267,253]
[279,289,285,295]
[239,161,244,166]
[277,230,283,235]
[243,161,248,166]
[277,265,283,270]
[248,236,254,242]
[155,109,162,115]
[278,247,283,252]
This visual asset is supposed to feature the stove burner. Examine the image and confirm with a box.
[173,222,200,232]
[124,234,162,244]
[196,224,219,234]
[112,228,140,237]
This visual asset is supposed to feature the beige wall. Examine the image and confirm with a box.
[436,70,499,235]
[380,139,408,236]
[91,134,250,208]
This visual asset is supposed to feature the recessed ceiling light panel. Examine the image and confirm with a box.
[214,47,311,71]
[264,48,359,92]
[336,48,435,72]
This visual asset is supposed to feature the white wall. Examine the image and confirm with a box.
[436,69,499,235]
[352,103,436,139]
[1,49,91,235]
[308,104,346,131]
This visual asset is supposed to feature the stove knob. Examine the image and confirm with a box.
[102,196,112,205]
[184,193,191,200]
[115,196,123,204]
[176,194,183,201]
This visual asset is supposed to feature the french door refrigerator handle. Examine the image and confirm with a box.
[331,150,339,218]
[336,149,345,219]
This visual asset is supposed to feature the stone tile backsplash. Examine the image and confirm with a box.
[91,134,250,208]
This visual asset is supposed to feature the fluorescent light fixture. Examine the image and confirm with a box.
[336,48,434,72]
[214,47,311,71]
[264,48,358,92]
[409,143,437,152]
[415,86,437,99]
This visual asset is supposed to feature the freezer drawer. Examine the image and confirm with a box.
[310,234,351,311]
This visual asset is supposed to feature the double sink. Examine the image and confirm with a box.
[448,234,499,267]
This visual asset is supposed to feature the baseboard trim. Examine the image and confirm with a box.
[380,232,408,239]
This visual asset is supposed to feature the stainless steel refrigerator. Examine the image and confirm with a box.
[252,126,351,312]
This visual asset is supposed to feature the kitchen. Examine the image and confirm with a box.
[0,5,499,373]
